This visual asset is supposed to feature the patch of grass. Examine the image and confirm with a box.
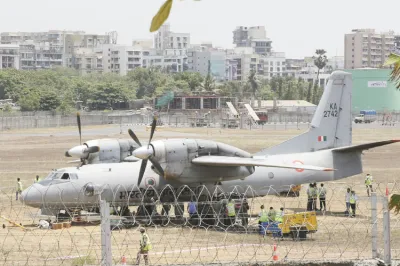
[71,255,96,266]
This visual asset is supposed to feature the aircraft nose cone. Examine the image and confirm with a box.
[132,146,153,159]
[66,145,87,158]
[20,186,42,208]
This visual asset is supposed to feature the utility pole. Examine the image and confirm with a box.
[100,199,112,266]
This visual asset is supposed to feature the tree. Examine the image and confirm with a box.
[18,89,40,111]
[384,53,400,89]
[174,72,203,91]
[297,77,305,100]
[312,49,328,104]
[39,90,61,111]
[202,60,215,92]
[247,69,259,100]
[306,81,312,103]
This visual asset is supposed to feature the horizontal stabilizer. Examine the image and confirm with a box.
[192,156,335,171]
[332,140,400,153]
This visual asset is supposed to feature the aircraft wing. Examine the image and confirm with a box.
[192,156,334,171]
[332,140,400,153]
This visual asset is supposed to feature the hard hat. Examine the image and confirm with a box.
[139,227,145,232]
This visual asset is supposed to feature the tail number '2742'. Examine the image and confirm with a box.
[324,103,338,117]
[324,110,338,117]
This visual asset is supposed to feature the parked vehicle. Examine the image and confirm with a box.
[354,110,377,123]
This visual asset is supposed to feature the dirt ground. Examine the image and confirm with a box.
[0,125,399,265]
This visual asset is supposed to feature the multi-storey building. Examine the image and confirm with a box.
[154,24,190,52]
[0,44,19,69]
[344,29,395,69]
[394,35,400,53]
[0,30,110,70]
[233,26,272,55]
[187,47,227,81]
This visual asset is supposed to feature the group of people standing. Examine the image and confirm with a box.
[306,183,327,212]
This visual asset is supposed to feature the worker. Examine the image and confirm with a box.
[136,227,152,265]
[258,205,268,224]
[275,207,284,223]
[312,183,318,211]
[349,190,358,218]
[345,188,351,216]
[33,175,41,183]
[240,198,250,227]
[318,183,327,212]
[187,199,197,218]
[161,204,171,217]
[16,178,23,201]
[226,198,236,226]
[267,207,276,222]
[306,183,313,211]
[365,173,374,197]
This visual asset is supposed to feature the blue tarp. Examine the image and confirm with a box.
[360,110,377,115]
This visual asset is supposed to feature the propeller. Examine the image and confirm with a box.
[128,117,164,186]
[65,112,100,166]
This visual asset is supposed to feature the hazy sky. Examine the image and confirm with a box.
[1,0,399,58]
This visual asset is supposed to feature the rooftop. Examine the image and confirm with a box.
[260,100,316,108]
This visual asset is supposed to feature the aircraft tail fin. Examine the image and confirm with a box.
[256,70,353,156]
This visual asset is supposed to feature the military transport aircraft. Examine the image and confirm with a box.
[20,71,399,217]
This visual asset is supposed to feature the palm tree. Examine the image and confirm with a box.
[247,69,259,106]
[384,53,400,213]
[312,49,328,104]
[384,53,400,89]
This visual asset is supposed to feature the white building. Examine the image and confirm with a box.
[1,30,110,69]
[154,24,190,53]
[232,26,272,55]
[260,100,316,114]
[187,47,227,81]
[344,29,395,69]
[0,44,19,69]
[132,39,153,49]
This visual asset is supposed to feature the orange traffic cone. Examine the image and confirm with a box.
[273,243,279,261]
[121,255,127,265]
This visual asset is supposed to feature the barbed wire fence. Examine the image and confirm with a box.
[0,181,399,265]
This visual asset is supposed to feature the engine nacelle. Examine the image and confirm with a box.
[150,139,254,183]
[67,139,139,164]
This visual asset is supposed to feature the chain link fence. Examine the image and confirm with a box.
[0,181,399,265]
[1,110,400,131]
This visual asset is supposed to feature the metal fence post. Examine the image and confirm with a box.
[100,200,112,266]
[371,192,378,259]
[382,196,391,265]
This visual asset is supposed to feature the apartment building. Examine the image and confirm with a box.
[187,47,226,81]
[395,35,400,53]
[0,30,110,69]
[0,44,19,69]
[233,26,272,55]
[344,29,395,69]
[154,24,190,53]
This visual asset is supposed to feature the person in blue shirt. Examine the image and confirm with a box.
[187,199,197,218]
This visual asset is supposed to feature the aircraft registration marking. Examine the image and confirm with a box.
[292,160,304,172]
[323,103,338,118]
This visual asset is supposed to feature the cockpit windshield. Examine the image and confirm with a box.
[44,170,78,180]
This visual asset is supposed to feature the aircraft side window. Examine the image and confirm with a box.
[61,173,70,180]
[69,173,78,180]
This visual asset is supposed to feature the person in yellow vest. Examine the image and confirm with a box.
[349,190,358,218]
[275,207,284,223]
[267,207,276,222]
[365,174,373,197]
[16,178,23,201]
[33,175,41,184]
[306,183,313,211]
[136,227,152,265]
[226,198,236,226]
[318,183,327,212]
[311,183,318,211]
[258,205,268,224]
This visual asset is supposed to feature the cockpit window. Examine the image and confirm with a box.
[61,173,70,180]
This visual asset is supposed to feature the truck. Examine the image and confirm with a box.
[354,110,377,123]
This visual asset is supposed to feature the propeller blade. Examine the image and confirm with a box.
[128,129,142,147]
[77,112,82,145]
[137,159,148,186]
[149,157,165,177]
[148,117,157,148]
[86,146,100,153]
